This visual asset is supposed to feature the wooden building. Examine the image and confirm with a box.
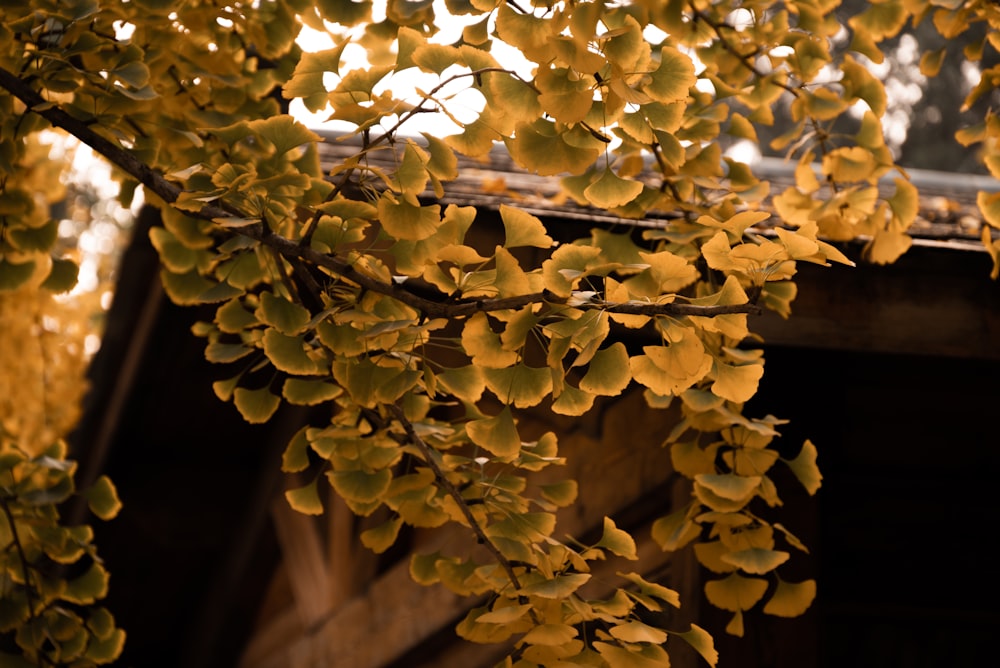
[69,140,1000,668]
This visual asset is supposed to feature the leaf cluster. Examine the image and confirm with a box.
[2,0,1000,666]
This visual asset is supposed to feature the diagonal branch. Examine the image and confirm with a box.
[0,66,760,321]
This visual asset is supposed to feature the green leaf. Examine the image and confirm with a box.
[82,476,122,521]
[285,479,324,515]
[595,517,638,560]
[233,386,281,424]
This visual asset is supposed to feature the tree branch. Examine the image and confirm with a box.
[386,404,530,600]
[0,66,760,321]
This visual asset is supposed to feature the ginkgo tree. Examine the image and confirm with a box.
[2,0,998,666]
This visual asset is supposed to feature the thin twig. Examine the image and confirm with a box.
[386,404,530,598]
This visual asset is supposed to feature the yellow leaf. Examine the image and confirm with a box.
[377,192,442,241]
[609,620,667,644]
[711,359,764,403]
[676,624,719,667]
[720,547,790,574]
[695,474,761,502]
[361,517,403,554]
[763,579,817,617]
[863,229,912,265]
[483,364,553,408]
[522,623,579,646]
[461,313,520,368]
[505,119,602,176]
[643,47,696,103]
[285,479,324,515]
[536,66,595,125]
[466,406,521,458]
[500,204,554,248]
[583,168,644,209]
[596,517,638,560]
[579,342,631,396]
[551,383,596,416]
[233,386,281,424]
[822,146,876,182]
[784,439,822,495]
[704,573,768,612]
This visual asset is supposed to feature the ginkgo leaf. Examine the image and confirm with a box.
[519,573,591,599]
[695,474,761,502]
[257,292,310,334]
[784,439,822,494]
[583,168,644,209]
[285,479,323,515]
[522,623,579,646]
[539,480,578,507]
[475,603,533,624]
[328,467,392,503]
[466,406,521,458]
[551,383,596,416]
[595,517,638,560]
[233,386,281,424]
[282,427,311,473]
[247,115,322,156]
[579,343,631,396]
[378,192,442,241]
[720,547,790,574]
[462,313,521,368]
[763,578,817,617]
[483,364,553,408]
[282,378,343,405]
[609,620,667,644]
[82,476,122,521]
[263,329,322,375]
[595,641,672,668]
[704,573,769,612]
[711,359,764,403]
[361,516,403,553]
[643,47,696,103]
[651,506,700,551]
[64,563,110,605]
[500,204,554,248]
[676,624,719,667]
[618,572,681,608]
